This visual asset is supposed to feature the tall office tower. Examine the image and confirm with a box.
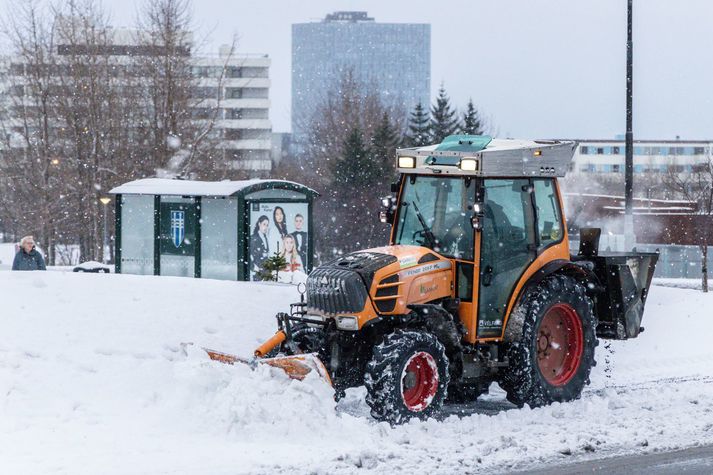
[292,11,430,147]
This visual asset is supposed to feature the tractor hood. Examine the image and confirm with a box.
[306,246,453,321]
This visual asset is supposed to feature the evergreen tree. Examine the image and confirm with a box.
[332,127,375,188]
[257,250,288,282]
[430,85,459,143]
[405,101,431,147]
[460,99,484,135]
[370,112,400,187]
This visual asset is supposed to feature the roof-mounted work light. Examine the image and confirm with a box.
[398,156,416,168]
[459,157,480,172]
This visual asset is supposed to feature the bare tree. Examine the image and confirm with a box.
[0,1,63,263]
[135,0,233,180]
[663,159,713,292]
[285,71,406,260]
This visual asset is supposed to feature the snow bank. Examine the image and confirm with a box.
[1,271,713,474]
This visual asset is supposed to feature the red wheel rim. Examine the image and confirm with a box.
[537,303,584,386]
[401,351,439,412]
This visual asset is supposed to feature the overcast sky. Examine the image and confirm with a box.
[78,1,713,138]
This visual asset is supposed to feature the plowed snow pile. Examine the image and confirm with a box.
[1,271,712,474]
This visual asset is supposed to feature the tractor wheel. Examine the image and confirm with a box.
[364,330,449,424]
[500,274,597,408]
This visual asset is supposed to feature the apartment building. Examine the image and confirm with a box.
[1,28,272,175]
[570,139,712,174]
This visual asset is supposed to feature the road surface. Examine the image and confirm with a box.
[512,444,713,474]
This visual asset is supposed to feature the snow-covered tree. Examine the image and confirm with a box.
[430,85,459,143]
[405,102,431,147]
[460,99,485,136]
[370,112,400,188]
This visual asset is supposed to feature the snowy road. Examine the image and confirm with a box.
[514,443,713,474]
[1,271,713,474]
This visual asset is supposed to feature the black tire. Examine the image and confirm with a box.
[500,274,597,408]
[364,330,449,424]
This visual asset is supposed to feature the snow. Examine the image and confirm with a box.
[110,178,315,197]
[1,271,713,474]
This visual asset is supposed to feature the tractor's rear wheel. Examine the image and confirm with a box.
[500,275,597,408]
[364,330,449,424]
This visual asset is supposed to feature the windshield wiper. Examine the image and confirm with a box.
[411,201,437,249]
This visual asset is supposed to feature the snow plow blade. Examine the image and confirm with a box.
[204,348,332,385]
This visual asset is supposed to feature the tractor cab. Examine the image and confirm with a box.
[385,135,576,342]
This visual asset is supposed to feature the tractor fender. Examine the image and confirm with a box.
[406,303,464,381]
[503,259,602,343]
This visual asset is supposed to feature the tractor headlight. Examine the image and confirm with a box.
[398,156,416,168]
[335,316,359,331]
[459,157,480,172]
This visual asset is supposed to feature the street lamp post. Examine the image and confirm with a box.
[624,0,635,250]
[99,197,111,264]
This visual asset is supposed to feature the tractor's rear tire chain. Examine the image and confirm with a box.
[364,330,449,425]
[500,274,598,408]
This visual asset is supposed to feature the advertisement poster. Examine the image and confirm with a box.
[249,202,309,281]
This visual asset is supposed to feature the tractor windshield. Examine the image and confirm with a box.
[394,176,474,260]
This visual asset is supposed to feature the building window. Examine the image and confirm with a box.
[192,87,219,99]
[694,147,705,155]
[225,88,242,99]
[596,148,604,155]
[612,164,620,173]
[226,67,242,78]
[224,129,243,140]
[612,146,620,154]
[580,146,589,154]
[226,108,243,120]
[191,108,214,119]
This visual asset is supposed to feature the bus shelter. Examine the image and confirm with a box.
[110,178,318,281]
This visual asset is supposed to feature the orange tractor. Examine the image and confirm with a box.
[214,135,657,424]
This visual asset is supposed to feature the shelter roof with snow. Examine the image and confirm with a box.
[110,178,318,199]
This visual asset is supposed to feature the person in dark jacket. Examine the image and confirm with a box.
[12,235,46,271]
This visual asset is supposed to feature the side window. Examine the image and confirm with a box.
[533,179,563,249]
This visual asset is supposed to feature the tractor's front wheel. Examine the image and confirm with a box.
[364,330,449,424]
[500,275,597,408]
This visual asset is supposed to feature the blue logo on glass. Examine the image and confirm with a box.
[170,210,185,248]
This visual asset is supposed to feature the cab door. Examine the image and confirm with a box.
[476,179,537,338]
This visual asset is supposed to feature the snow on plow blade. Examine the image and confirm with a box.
[204,348,332,385]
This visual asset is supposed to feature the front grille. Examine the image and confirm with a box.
[306,266,369,315]
[374,274,399,313]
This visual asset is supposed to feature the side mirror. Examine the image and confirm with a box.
[471,203,484,231]
[379,195,397,225]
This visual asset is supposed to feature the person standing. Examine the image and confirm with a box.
[291,213,308,269]
[12,236,46,271]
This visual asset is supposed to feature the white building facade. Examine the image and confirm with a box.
[191,51,272,173]
[1,28,272,176]
[570,139,712,174]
